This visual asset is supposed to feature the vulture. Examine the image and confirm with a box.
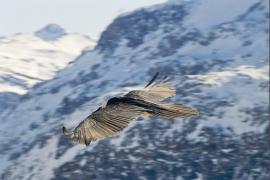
[63,73,198,145]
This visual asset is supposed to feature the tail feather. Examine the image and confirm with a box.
[150,103,199,119]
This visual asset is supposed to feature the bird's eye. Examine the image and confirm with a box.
[69,133,78,141]
[73,134,79,141]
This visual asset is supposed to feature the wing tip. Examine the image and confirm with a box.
[145,72,159,88]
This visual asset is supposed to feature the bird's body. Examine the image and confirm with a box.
[63,73,199,145]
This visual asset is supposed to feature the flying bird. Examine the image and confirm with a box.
[63,73,198,145]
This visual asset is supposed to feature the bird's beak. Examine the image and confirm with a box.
[63,126,78,141]
[63,126,71,135]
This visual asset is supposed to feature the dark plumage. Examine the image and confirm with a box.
[63,73,199,145]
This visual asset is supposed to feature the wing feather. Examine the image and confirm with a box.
[74,102,144,144]
[125,82,176,103]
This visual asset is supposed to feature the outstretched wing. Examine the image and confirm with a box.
[125,74,176,103]
[74,99,144,145]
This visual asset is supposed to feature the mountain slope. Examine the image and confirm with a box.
[0,25,95,112]
[0,25,95,95]
[0,0,269,179]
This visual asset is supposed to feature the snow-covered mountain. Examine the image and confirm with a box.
[0,24,95,111]
[0,24,95,95]
[35,24,67,41]
[0,0,269,179]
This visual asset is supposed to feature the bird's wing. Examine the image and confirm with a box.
[74,101,144,145]
[125,82,176,103]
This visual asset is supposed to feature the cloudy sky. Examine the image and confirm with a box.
[0,0,167,39]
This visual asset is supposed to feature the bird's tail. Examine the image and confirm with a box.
[148,103,199,119]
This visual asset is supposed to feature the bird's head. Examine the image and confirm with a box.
[62,126,79,142]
